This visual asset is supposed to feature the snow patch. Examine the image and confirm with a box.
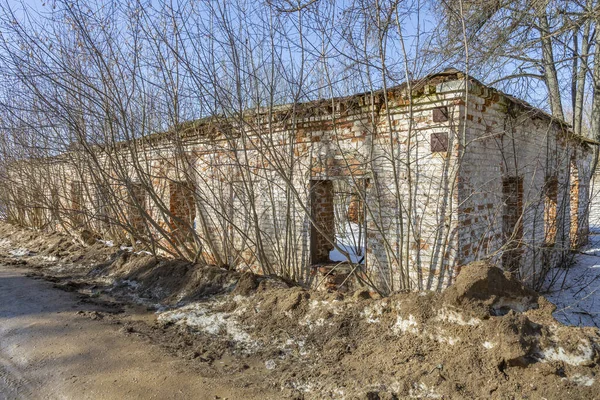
[434,308,480,326]
[329,222,365,264]
[430,328,459,345]
[157,302,256,350]
[393,314,459,345]
[393,314,419,334]
[9,248,30,257]
[282,338,308,357]
[482,341,495,349]
[546,232,600,327]
[541,341,594,366]
[409,382,441,399]
[361,301,387,324]
[569,373,595,387]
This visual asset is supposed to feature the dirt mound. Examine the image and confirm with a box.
[443,261,540,317]
[89,252,241,304]
[0,222,113,272]
[231,272,259,296]
[180,261,600,398]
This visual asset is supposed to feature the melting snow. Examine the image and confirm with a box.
[541,340,594,366]
[9,248,30,257]
[434,308,481,326]
[329,222,365,264]
[361,302,388,324]
[409,382,442,399]
[393,314,419,334]
[393,314,459,345]
[545,231,600,327]
[569,373,595,387]
[157,301,256,349]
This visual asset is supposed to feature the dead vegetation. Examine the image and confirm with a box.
[1,221,600,399]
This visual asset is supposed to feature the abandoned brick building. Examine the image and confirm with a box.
[3,69,596,293]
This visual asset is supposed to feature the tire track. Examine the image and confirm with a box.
[0,352,37,400]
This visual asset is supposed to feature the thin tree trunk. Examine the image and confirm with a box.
[538,8,565,120]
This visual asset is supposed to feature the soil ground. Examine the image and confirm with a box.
[1,222,600,399]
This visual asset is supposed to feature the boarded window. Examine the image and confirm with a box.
[502,176,523,272]
[544,176,558,245]
[430,132,449,153]
[169,181,196,243]
[310,180,335,264]
[432,106,449,122]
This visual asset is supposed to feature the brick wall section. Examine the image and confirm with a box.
[455,80,594,285]
[8,71,595,293]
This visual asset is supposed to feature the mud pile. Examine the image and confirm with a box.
[1,222,599,399]
[193,262,599,398]
[0,223,113,271]
[89,252,240,304]
[0,223,239,304]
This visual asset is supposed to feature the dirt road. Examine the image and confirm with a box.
[0,264,275,400]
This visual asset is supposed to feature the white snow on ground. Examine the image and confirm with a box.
[329,222,365,263]
[157,300,257,350]
[8,248,30,257]
[541,340,596,366]
[546,230,600,327]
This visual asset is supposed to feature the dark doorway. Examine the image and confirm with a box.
[310,180,334,264]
